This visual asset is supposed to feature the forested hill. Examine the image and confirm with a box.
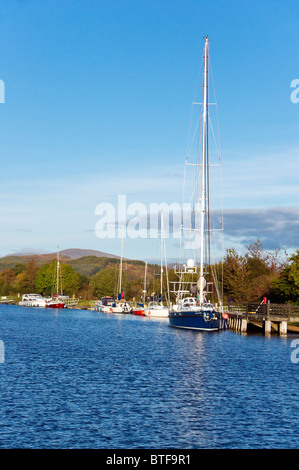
[1,241,299,304]
[67,256,150,278]
[0,250,153,277]
[0,251,160,300]
[0,248,121,272]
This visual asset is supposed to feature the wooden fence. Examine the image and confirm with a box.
[227,303,299,316]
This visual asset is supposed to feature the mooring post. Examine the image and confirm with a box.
[241,318,247,333]
[279,320,287,336]
[264,319,272,335]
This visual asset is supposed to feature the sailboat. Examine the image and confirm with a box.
[132,261,147,316]
[144,211,169,318]
[169,36,226,331]
[113,225,131,313]
[94,225,131,314]
[46,248,65,309]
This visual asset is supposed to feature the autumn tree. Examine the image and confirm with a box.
[245,240,287,301]
[270,250,299,304]
[16,259,39,293]
[0,268,16,295]
[223,248,250,302]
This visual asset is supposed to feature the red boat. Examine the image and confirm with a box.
[46,247,65,309]
[133,308,145,316]
[46,298,65,309]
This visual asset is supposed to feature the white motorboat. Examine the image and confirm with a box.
[94,296,131,314]
[144,301,169,318]
[19,293,48,308]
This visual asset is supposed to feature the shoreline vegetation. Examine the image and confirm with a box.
[1,240,299,308]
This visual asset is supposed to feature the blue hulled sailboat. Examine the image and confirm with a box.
[169,37,226,332]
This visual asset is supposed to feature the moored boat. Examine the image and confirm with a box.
[168,37,225,332]
[144,301,169,318]
[94,225,132,315]
[19,293,48,308]
[46,297,65,309]
[94,296,131,314]
[94,296,115,313]
[144,212,170,319]
[46,247,65,309]
[169,283,225,331]
[132,304,145,316]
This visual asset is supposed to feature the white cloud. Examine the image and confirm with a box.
[223,206,299,253]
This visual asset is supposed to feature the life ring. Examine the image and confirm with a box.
[223,313,229,320]
[148,311,151,316]
[203,311,210,322]
[109,308,113,313]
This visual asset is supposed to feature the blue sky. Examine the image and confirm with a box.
[0,0,298,261]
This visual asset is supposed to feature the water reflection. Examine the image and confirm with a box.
[0,305,298,448]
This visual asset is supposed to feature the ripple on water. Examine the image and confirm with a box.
[0,305,298,448]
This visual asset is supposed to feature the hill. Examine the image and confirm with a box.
[59,248,120,260]
[0,248,122,271]
[67,256,157,279]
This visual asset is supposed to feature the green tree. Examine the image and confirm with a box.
[223,248,250,302]
[13,263,26,276]
[60,264,81,296]
[90,266,128,299]
[270,250,299,304]
[34,262,56,295]
[34,261,80,297]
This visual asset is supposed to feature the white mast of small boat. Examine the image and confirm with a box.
[46,246,65,308]
[114,223,131,313]
[143,260,147,305]
[199,36,209,306]
[56,245,60,298]
[116,223,124,298]
[144,210,169,317]
[160,210,163,305]
[119,225,124,297]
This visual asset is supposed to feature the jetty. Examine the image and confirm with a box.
[226,303,299,336]
[0,297,14,304]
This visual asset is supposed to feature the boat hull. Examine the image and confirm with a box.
[133,309,145,316]
[46,302,65,309]
[19,301,47,308]
[169,310,224,331]
[144,308,169,318]
[95,305,131,314]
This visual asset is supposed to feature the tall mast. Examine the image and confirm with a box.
[56,245,60,298]
[119,224,124,297]
[160,210,163,305]
[199,36,209,304]
[143,260,147,305]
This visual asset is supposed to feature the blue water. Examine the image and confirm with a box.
[0,304,298,449]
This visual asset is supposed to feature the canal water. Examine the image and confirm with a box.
[0,304,298,449]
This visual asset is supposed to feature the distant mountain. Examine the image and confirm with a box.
[58,248,120,260]
[1,248,120,261]
[0,248,122,272]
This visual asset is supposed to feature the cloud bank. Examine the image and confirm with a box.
[223,206,299,252]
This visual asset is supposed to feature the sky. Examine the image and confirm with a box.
[0,0,299,262]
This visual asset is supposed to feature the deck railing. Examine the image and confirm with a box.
[227,303,299,316]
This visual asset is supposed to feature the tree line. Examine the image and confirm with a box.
[0,241,299,304]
